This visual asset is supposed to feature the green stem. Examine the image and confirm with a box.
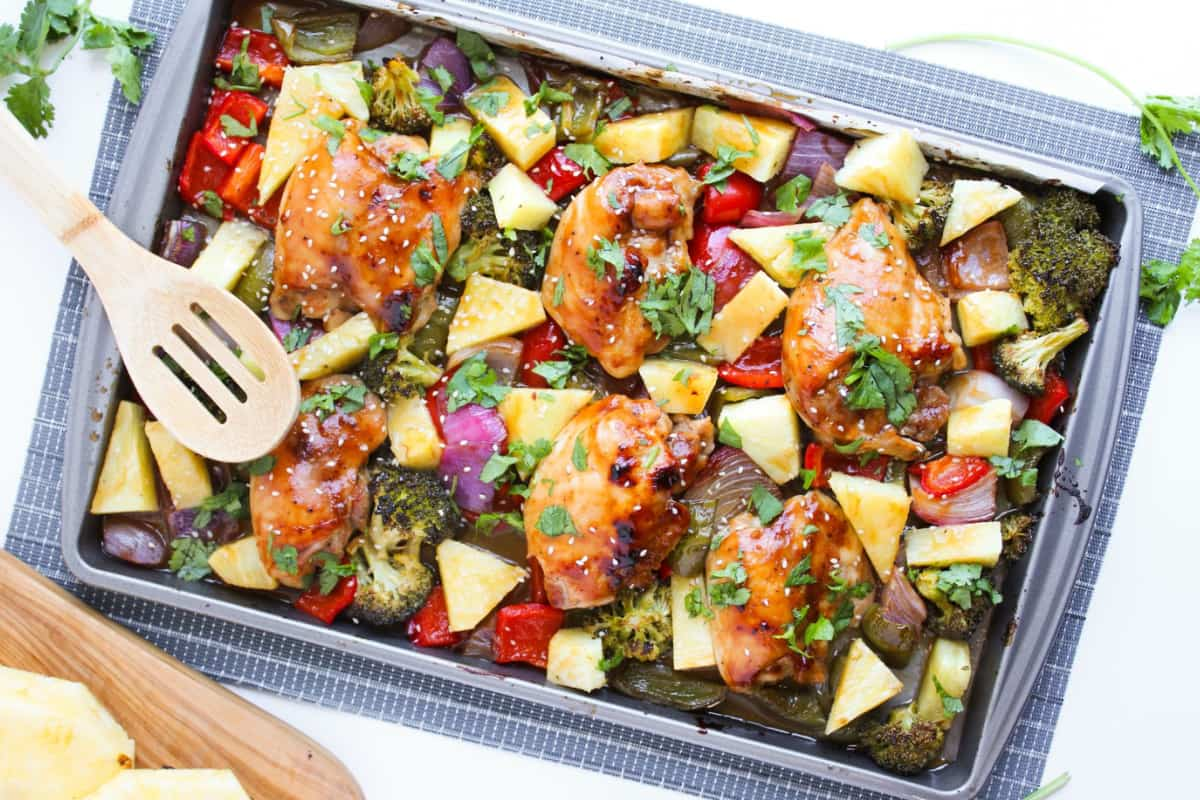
[44,1,93,76]
[1021,772,1070,800]
[887,33,1200,199]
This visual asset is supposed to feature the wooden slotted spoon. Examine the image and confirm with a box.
[0,111,299,463]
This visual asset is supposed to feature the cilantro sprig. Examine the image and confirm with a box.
[640,267,716,339]
[1140,238,1200,326]
[444,351,510,412]
[2,1,155,137]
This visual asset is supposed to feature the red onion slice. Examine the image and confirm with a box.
[741,209,804,228]
[438,403,507,514]
[910,468,997,526]
[160,219,207,267]
[782,129,853,180]
[946,370,1030,423]
[879,571,927,627]
[447,337,523,386]
[417,37,472,109]
[684,446,779,529]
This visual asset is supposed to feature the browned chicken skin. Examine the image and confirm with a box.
[272,121,479,332]
[541,164,700,378]
[708,492,873,690]
[250,375,387,587]
[525,396,713,609]
[782,198,965,459]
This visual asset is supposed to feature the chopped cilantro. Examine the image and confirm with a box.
[444,352,511,412]
[168,537,215,582]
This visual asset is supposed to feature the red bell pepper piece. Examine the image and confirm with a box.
[407,586,465,648]
[216,26,288,87]
[178,132,234,219]
[247,187,282,229]
[910,455,992,496]
[518,319,570,388]
[527,146,589,202]
[718,335,784,389]
[492,603,564,668]
[201,90,269,165]
[972,343,995,373]
[697,163,763,225]
[805,443,890,488]
[1026,370,1071,424]
[689,223,760,311]
[294,574,357,625]
[219,142,264,213]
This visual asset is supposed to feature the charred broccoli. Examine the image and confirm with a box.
[370,57,437,135]
[993,316,1089,394]
[912,565,1001,640]
[468,131,507,181]
[888,178,953,251]
[449,191,551,289]
[585,583,672,666]
[1000,512,1036,561]
[349,530,433,626]
[369,460,462,551]
[1003,188,1118,331]
[358,337,442,403]
[350,460,463,625]
[861,705,946,775]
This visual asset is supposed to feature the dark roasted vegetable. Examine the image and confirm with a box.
[349,530,431,626]
[751,685,827,732]
[1000,512,1036,561]
[101,515,170,568]
[912,566,999,640]
[888,178,953,251]
[358,337,442,403]
[861,705,946,775]
[370,56,435,134]
[271,11,359,64]
[409,293,458,367]
[667,499,716,577]
[860,604,919,668]
[609,661,727,711]
[585,584,672,665]
[993,317,1089,395]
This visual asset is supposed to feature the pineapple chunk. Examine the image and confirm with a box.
[914,638,972,725]
[446,273,546,355]
[143,421,212,509]
[697,271,789,362]
[387,395,443,469]
[90,401,158,514]
[290,311,378,380]
[258,62,366,203]
[429,116,473,159]
[827,472,910,582]
[690,106,797,182]
[83,770,250,799]
[488,163,559,230]
[594,108,694,164]
[464,76,555,169]
[906,522,1003,568]
[498,388,594,445]
[825,639,903,734]
[835,130,929,204]
[956,290,1028,346]
[0,666,135,800]
[189,220,269,291]
[208,537,279,591]
[941,179,1023,246]
[727,223,834,288]
[546,629,607,692]
[638,359,719,415]
[717,394,801,483]
[670,574,716,670]
[947,398,1012,457]
[436,540,527,631]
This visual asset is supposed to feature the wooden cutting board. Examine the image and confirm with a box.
[0,551,364,800]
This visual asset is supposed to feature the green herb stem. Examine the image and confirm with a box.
[887,33,1200,198]
[1021,771,1070,800]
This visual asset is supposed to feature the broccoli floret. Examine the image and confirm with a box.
[468,132,507,182]
[370,57,434,135]
[889,178,953,251]
[993,317,1089,394]
[369,460,462,550]
[449,191,550,289]
[1004,188,1118,331]
[912,566,998,640]
[358,340,442,403]
[585,584,672,665]
[349,531,433,626]
[861,705,946,775]
[1000,512,1036,561]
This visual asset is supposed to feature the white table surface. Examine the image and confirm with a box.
[1,0,1196,796]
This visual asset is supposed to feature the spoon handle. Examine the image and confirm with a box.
[0,110,143,297]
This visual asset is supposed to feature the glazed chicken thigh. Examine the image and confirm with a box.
[525,396,713,609]
[541,164,700,378]
[272,121,479,333]
[708,492,873,690]
[250,375,387,587]
[782,198,965,459]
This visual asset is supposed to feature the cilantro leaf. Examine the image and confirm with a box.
[563,143,611,178]
[367,332,400,361]
[824,283,865,349]
[750,485,783,525]
[475,510,524,536]
[858,222,889,248]
[702,144,754,190]
[524,80,572,115]
[717,418,742,449]
[312,552,353,595]
[775,174,812,213]
[586,236,625,279]
[389,151,430,181]
[444,351,511,412]
[843,334,916,427]
[299,382,368,420]
[1140,238,1200,326]
[684,586,714,619]
[785,554,816,587]
[410,241,441,286]
[933,676,965,717]
[311,114,345,155]
[708,557,750,607]
[456,29,496,81]
[168,537,215,582]
[572,435,588,471]
[5,75,51,137]
[640,267,715,339]
[436,123,484,180]
[806,192,851,227]
[281,326,311,353]
[536,504,576,537]
[243,454,276,476]
[466,89,508,117]
[786,230,827,277]
[220,112,257,138]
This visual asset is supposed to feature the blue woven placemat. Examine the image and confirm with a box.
[6,1,1198,798]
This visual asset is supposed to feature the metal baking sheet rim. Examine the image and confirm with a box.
[56,1,1142,798]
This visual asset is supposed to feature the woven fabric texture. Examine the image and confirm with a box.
[5,1,1198,798]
